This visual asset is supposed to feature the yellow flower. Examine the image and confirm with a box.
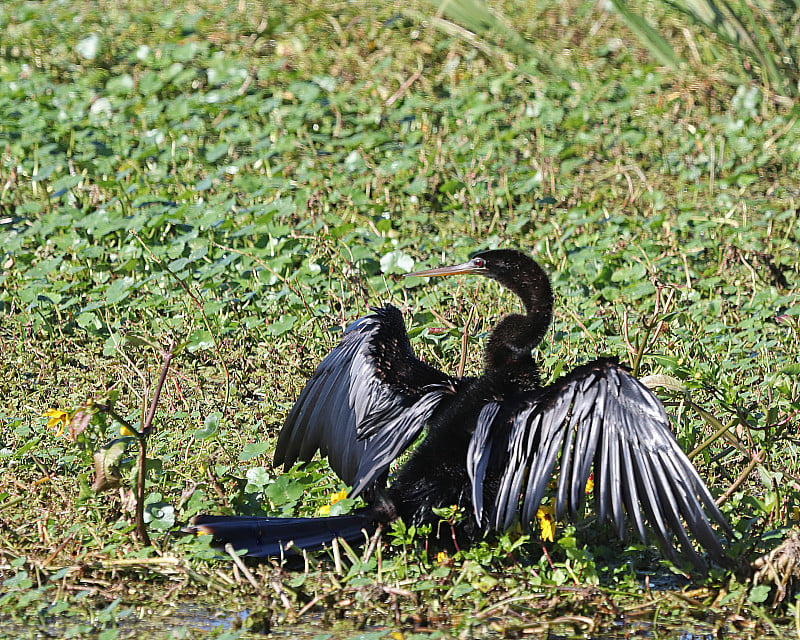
[319,489,349,515]
[43,409,70,436]
[537,505,556,542]
[585,473,594,494]
[436,551,449,564]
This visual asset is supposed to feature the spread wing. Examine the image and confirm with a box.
[274,305,459,498]
[467,358,730,567]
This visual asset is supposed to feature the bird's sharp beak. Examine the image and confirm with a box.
[405,259,481,278]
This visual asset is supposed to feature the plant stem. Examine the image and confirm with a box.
[135,342,176,546]
[715,450,764,506]
[135,436,150,546]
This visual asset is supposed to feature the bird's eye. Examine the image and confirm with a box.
[473,257,486,268]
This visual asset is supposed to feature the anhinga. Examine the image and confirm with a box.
[189,249,731,568]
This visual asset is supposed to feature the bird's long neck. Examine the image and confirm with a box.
[483,260,553,377]
[502,259,553,320]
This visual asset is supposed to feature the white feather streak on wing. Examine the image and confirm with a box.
[491,410,529,530]
[554,379,599,520]
[618,435,646,542]
[520,405,565,526]
[466,402,501,523]
[615,387,652,541]
[569,384,604,515]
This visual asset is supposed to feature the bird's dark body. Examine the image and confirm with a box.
[389,369,533,537]
[388,381,482,532]
[189,249,731,569]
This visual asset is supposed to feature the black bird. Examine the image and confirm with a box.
[189,249,731,568]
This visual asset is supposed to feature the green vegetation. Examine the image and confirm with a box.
[611,0,800,97]
[1,0,799,637]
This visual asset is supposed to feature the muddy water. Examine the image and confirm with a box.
[1,600,782,639]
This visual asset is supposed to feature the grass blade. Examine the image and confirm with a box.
[608,0,683,68]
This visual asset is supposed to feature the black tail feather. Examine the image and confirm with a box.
[184,513,378,557]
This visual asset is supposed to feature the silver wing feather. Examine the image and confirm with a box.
[274,305,458,498]
[468,358,730,565]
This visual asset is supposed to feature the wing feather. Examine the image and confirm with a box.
[617,438,645,541]
[466,402,501,522]
[474,358,730,567]
[274,305,458,497]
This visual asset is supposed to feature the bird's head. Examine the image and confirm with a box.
[406,249,545,295]
[407,248,554,373]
